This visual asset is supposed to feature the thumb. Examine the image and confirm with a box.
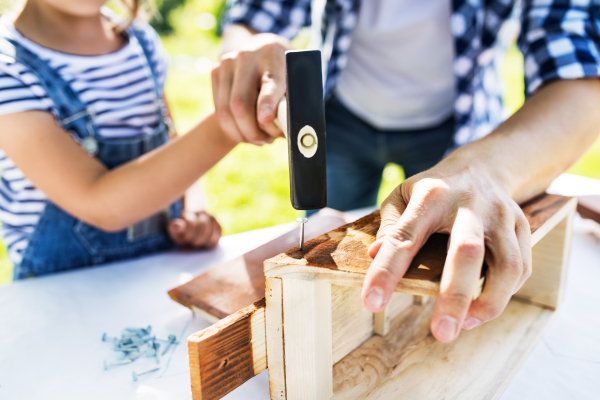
[257,70,286,125]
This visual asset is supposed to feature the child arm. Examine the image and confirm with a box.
[0,110,236,232]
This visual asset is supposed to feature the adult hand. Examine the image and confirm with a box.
[212,32,292,145]
[168,211,222,249]
[362,164,532,343]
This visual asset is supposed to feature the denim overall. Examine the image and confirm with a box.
[0,26,182,279]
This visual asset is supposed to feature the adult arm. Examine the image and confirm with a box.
[363,78,600,342]
[0,111,236,232]
[213,0,311,144]
[362,0,600,343]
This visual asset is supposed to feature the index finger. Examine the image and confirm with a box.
[362,198,439,313]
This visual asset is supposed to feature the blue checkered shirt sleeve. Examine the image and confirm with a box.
[222,0,312,40]
[519,0,600,95]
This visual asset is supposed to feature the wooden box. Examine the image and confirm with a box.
[178,194,576,400]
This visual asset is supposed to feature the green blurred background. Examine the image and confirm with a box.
[1,0,599,283]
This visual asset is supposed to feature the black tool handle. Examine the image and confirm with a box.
[285,50,327,210]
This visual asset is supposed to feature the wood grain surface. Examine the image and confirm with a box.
[265,194,573,291]
[169,210,353,320]
[331,298,555,400]
[188,299,266,400]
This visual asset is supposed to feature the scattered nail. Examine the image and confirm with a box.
[102,333,116,342]
[132,367,160,382]
[104,360,133,370]
[161,335,178,356]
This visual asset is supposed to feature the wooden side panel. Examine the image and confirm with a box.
[265,195,575,301]
[373,293,413,336]
[331,285,373,363]
[283,278,333,400]
[187,300,266,400]
[331,299,554,400]
[515,209,575,309]
[266,277,286,400]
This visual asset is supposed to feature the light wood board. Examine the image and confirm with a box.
[331,298,554,400]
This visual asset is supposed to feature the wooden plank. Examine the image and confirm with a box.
[283,278,333,400]
[577,195,600,224]
[331,299,554,400]
[169,210,352,320]
[373,292,413,336]
[265,194,574,298]
[331,285,374,363]
[265,277,286,400]
[188,299,266,400]
[515,208,575,309]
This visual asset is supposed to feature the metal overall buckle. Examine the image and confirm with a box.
[62,109,99,156]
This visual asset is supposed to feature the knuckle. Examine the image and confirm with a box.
[413,179,447,200]
[237,50,253,63]
[441,291,472,310]
[215,105,232,121]
[230,96,250,116]
[476,300,503,321]
[385,228,417,252]
[455,239,484,260]
[504,253,523,277]
[490,200,511,221]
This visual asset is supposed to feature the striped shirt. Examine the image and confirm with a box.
[0,16,169,265]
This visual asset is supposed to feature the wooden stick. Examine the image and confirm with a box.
[265,277,286,400]
[188,299,266,400]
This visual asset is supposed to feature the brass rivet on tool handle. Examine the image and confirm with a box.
[297,126,318,158]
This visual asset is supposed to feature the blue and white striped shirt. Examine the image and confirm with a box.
[0,16,169,264]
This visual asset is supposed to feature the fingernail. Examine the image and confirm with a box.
[436,316,458,342]
[258,104,273,120]
[462,317,481,330]
[365,287,385,311]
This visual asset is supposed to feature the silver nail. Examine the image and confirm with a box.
[132,367,160,382]
[296,217,308,251]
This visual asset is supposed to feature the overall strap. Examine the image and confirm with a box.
[0,27,96,146]
[127,24,170,134]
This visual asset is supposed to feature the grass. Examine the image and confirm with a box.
[1,0,599,283]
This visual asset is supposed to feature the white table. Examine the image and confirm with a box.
[1,174,600,400]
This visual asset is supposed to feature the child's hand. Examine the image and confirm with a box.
[167,211,222,249]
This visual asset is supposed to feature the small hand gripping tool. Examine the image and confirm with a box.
[274,50,327,250]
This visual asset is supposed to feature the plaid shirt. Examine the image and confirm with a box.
[224,0,600,148]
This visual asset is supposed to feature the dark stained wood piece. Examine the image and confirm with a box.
[169,210,352,319]
[266,194,572,285]
[188,299,266,400]
[577,195,600,224]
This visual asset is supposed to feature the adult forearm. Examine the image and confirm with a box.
[89,113,236,231]
[442,79,600,203]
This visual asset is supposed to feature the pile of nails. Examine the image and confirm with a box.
[102,325,179,381]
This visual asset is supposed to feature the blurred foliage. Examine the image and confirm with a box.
[1,0,600,283]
